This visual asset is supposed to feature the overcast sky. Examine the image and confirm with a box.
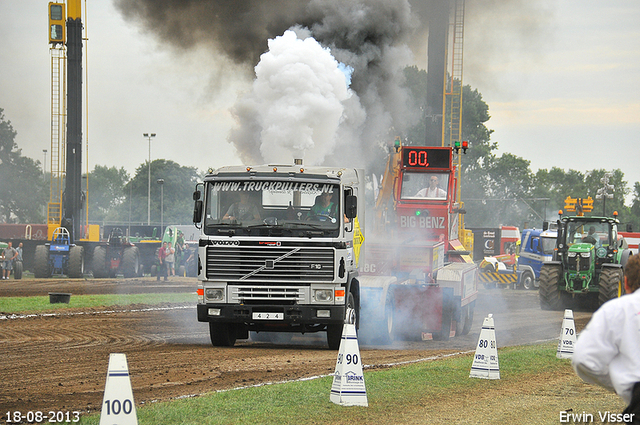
[1,1,639,201]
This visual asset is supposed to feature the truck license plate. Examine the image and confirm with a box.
[252,312,284,320]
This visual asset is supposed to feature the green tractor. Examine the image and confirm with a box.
[539,214,632,310]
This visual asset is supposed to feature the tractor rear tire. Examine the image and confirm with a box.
[122,246,140,278]
[598,268,623,307]
[68,246,84,278]
[34,245,51,278]
[539,264,563,310]
[91,246,109,278]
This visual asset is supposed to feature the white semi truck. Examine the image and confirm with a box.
[192,164,365,349]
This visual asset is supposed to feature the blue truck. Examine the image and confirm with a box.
[479,226,557,290]
[515,228,558,289]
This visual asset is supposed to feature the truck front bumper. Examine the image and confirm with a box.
[197,303,346,326]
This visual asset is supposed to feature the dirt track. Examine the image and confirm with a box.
[0,277,591,417]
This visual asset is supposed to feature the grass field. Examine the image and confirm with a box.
[76,342,624,425]
[0,293,196,313]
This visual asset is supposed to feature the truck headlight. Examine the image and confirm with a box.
[314,289,333,302]
[580,252,591,258]
[205,288,224,301]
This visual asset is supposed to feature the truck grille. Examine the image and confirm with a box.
[229,285,305,303]
[206,246,335,281]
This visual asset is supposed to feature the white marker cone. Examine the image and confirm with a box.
[470,314,500,380]
[330,323,368,407]
[557,309,576,359]
[99,353,138,425]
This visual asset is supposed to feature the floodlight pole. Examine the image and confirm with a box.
[143,133,156,225]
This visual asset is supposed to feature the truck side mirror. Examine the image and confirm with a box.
[345,195,357,219]
[193,183,204,225]
[193,200,203,224]
[193,182,203,200]
[531,238,539,252]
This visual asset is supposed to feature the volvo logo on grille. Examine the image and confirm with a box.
[212,240,240,246]
[265,260,275,269]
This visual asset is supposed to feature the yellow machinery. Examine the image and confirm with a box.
[47,1,98,242]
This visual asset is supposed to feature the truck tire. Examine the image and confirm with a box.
[432,311,452,341]
[91,246,109,278]
[539,264,563,310]
[12,260,23,279]
[122,246,140,278]
[455,302,474,336]
[520,270,535,290]
[598,268,623,307]
[209,322,237,347]
[68,246,84,278]
[385,300,397,342]
[34,245,51,278]
[327,292,356,350]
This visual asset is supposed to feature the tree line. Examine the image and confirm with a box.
[1,67,640,232]
[401,67,640,232]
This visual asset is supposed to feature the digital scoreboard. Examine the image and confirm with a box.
[401,147,451,169]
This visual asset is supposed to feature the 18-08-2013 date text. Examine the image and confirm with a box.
[5,410,81,423]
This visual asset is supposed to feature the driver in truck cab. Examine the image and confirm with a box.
[223,192,261,222]
[415,175,446,198]
[308,191,348,223]
[310,191,337,217]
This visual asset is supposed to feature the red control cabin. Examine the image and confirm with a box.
[359,143,477,343]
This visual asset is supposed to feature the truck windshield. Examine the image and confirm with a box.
[203,180,341,237]
[400,172,449,200]
[541,236,557,255]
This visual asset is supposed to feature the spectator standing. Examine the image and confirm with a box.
[572,254,640,423]
[157,242,168,281]
[165,243,175,277]
[16,243,23,262]
[2,242,18,280]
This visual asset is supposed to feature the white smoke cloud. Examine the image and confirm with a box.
[231,29,365,165]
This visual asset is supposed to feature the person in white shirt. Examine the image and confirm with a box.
[572,253,640,423]
[415,175,446,198]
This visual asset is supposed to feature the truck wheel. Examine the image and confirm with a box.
[432,310,452,341]
[91,246,109,278]
[34,245,51,278]
[122,246,140,278]
[326,325,342,350]
[455,302,474,336]
[327,292,356,350]
[385,305,397,343]
[13,261,23,280]
[68,246,84,278]
[521,271,535,290]
[598,268,623,307]
[539,264,563,310]
[209,322,237,347]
